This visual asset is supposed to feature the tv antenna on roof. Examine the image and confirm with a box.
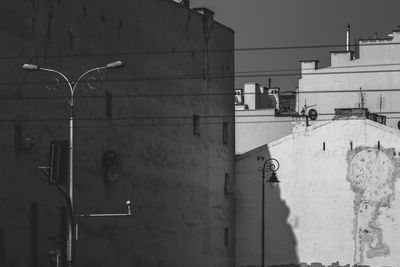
[301,99,318,123]
[300,99,317,116]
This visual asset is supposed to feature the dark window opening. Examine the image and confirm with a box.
[222,122,228,145]
[105,91,112,117]
[14,124,22,150]
[224,173,233,195]
[224,228,229,246]
[193,114,200,136]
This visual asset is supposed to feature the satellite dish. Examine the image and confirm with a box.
[308,109,318,120]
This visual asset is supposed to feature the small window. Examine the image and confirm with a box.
[193,114,200,136]
[105,91,112,117]
[224,228,229,246]
[222,122,228,145]
[224,173,233,195]
[14,124,22,150]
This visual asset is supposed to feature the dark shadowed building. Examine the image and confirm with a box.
[0,1,234,266]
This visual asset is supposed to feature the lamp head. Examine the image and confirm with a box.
[106,61,124,69]
[267,171,280,189]
[22,64,39,71]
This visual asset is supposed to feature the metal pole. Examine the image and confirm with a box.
[258,158,279,267]
[67,99,74,267]
[22,61,124,267]
[261,172,265,267]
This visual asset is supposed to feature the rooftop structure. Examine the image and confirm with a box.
[299,26,400,130]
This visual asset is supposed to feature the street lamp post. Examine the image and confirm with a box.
[258,158,280,267]
[22,61,124,267]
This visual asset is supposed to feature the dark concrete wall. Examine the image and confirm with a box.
[0,0,234,266]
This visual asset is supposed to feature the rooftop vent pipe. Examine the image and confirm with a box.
[346,24,350,51]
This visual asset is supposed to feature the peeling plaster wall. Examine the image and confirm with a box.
[236,119,400,267]
[0,1,234,267]
[346,147,400,265]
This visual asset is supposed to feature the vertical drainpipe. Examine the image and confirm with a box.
[30,203,38,267]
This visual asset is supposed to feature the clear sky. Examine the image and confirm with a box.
[191,0,400,91]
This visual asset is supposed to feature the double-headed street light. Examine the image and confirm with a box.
[258,158,280,267]
[22,60,124,267]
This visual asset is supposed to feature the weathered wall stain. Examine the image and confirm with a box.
[347,146,400,265]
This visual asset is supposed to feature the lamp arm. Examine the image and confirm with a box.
[263,158,280,173]
[38,67,74,97]
[73,66,109,93]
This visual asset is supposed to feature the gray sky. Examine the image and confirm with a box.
[191,0,400,90]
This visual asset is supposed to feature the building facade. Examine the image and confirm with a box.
[298,28,400,130]
[235,83,297,155]
[235,115,400,267]
[1,1,235,266]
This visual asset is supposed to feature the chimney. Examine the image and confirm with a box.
[354,37,358,59]
[268,78,271,88]
[346,24,350,51]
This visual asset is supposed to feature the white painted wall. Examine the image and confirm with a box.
[235,108,293,155]
[236,119,400,267]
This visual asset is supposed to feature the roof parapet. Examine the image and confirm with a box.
[300,60,319,74]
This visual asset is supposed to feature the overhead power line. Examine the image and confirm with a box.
[1,116,399,131]
[1,41,400,60]
[3,110,400,123]
[3,86,400,101]
[2,61,400,88]
[0,68,397,87]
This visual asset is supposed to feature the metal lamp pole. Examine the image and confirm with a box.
[22,61,124,267]
[258,158,280,267]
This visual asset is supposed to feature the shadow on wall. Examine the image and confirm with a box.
[260,163,369,267]
[236,145,299,267]
[264,181,299,266]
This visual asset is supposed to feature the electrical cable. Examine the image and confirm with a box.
[2,61,400,90]
[2,116,398,131]
[1,40,398,60]
[2,110,399,123]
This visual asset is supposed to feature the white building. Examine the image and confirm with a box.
[235,114,400,267]
[299,28,400,129]
[235,83,297,155]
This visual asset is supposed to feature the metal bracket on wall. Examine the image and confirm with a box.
[75,201,132,240]
[78,200,132,218]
